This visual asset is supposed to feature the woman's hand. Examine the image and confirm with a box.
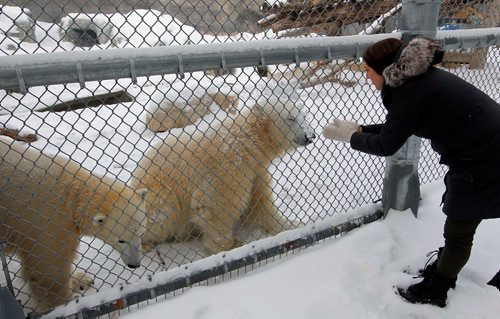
[322,118,361,143]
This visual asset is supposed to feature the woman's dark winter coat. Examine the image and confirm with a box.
[351,37,500,220]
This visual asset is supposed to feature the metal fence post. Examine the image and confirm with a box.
[0,287,24,319]
[383,136,422,217]
[383,0,441,217]
[0,241,24,319]
[400,0,441,41]
[1,241,15,297]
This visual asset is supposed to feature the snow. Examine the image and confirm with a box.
[262,0,288,6]
[0,6,32,31]
[58,10,203,48]
[118,180,500,319]
[0,6,499,319]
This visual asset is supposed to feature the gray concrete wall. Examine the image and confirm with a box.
[0,0,264,34]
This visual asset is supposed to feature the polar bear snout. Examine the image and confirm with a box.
[121,250,142,269]
[283,103,316,147]
[304,131,316,145]
[117,238,143,269]
[294,131,316,146]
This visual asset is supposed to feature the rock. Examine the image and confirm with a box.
[0,6,36,43]
[59,13,121,47]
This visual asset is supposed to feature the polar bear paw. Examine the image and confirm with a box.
[70,271,95,292]
[231,238,244,249]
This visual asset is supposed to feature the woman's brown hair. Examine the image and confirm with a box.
[362,38,403,75]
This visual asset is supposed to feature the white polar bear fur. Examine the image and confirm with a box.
[0,136,148,311]
[130,97,315,254]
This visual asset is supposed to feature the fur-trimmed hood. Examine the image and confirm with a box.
[383,37,444,87]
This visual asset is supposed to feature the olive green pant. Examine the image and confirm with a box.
[437,217,482,279]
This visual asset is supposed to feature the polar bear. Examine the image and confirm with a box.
[0,136,148,311]
[130,97,316,254]
[144,92,239,132]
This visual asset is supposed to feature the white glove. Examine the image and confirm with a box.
[322,118,360,143]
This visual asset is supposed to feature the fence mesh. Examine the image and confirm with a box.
[0,0,498,315]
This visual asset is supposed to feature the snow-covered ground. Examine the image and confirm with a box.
[0,5,499,318]
[119,180,500,319]
[0,6,274,56]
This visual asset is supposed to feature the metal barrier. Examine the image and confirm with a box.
[43,209,385,319]
[0,0,498,316]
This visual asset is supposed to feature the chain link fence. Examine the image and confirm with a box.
[0,0,499,316]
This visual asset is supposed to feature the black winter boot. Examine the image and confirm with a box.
[417,247,456,289]
[419,247,443,277]
[487,270,500,291]
[398,267,457,307]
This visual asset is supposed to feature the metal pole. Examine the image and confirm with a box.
[0,241,14,296]
[0,34,397,91]
[382,0,441,217]
[0,28,498,92]
[0,240,23,319]
[400,0,441,42]
[382,136,422,216]
[0,287,24,319]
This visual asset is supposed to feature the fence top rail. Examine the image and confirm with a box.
[0,28,498,91]
[1,33,397,68]
[1,28,499,68]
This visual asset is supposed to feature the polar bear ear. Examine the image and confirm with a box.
[136,188,149,200]
[92,213,106,227]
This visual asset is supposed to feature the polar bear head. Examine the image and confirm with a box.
[256,96,316,152]
[89,187,148,268]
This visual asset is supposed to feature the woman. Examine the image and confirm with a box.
[323,37,500,307]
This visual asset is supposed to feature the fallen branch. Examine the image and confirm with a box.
[358,3,403,35]
[299,59,358,89]
[0,128,37,143]
[300,73,357,89]
[36,90,134,112]
[277,21,342,37]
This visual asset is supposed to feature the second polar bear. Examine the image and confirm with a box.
[131,97,316,253]
[0,136,148,311]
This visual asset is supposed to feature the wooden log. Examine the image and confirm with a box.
[358,3,402,35]
[258,14,280,29]
[442,51,472,66]
[300,71,357,88]
[36,90,134,112]
[469,0,499,69]
[263,0,495,36]
[0,128,37,142]
[261,2,306,15]
[300,60,331,81]
[270,1,401,33]
[300,59,358,88]
[277,21,342,37]
[258,11,293,29]
[271,7,346,32]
